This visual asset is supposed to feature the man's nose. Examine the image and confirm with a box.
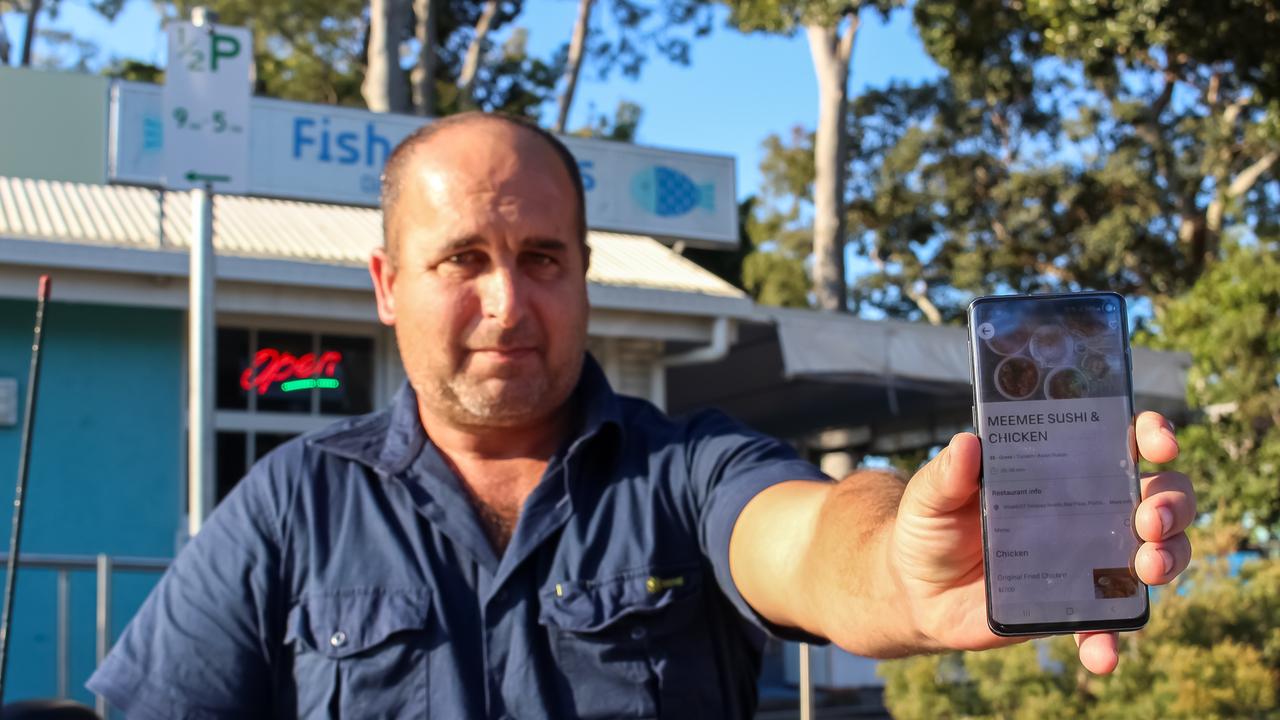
[478,265,526,327]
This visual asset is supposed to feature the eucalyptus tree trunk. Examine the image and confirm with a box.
[363,0,410,112]
[0,12,12,65]
[554,0,595,132]
[19,0,42,66]
[410,0,438,116]
[804,12,859,312]
[457,0,500,110]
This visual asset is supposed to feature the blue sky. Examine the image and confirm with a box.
[1,0,942,201]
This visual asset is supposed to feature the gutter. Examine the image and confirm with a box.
[651,316,733,410]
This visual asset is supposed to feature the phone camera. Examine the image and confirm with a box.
[1104,302,1116,313]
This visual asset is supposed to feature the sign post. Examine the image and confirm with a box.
[164,10,252,536]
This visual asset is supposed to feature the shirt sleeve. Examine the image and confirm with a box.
[687,410,833,644]
[87,460,288,719]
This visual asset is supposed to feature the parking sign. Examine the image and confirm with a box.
[163,21,252,192]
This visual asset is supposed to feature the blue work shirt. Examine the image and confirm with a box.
[88,355,830,719]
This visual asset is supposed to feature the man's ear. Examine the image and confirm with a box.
[369,247,398,326]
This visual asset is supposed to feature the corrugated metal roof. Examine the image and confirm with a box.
[0,176,744,299]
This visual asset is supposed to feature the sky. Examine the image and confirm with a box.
[0,0,943,202]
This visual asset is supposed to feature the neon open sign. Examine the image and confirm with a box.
[240,348,343,395]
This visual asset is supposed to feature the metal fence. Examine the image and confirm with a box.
[0,553,169,717]
[0,553,833,719]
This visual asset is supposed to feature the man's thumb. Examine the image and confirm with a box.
[901,433,982,518]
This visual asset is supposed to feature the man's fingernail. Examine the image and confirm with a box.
[1158,548,1174,575]
[1158,506,1174,536]
[1161,425,1177,442]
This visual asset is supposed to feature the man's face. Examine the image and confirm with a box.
[370,122,589,429]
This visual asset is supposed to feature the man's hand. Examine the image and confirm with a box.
[890,410,1193,673]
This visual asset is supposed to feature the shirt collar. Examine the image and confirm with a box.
[310,352,624,475]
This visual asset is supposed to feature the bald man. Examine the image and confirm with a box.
[89,113,1195,718]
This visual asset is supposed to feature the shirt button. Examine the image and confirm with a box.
[329,631,347,648]
[630,626,646,640]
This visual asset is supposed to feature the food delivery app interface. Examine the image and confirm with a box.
[970,296,1145,627]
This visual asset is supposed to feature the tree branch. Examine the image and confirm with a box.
[836,10,859,67]
[904,280,943,326]
[1227,150,1279,200]
[554,0,595,132]
[458,0,499,109]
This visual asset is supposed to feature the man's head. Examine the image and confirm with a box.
[380,113,589,265]
[369,113,591,431]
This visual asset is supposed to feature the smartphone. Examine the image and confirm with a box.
[967,292,1148,636]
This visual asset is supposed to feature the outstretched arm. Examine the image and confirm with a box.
[729,411,1194,673]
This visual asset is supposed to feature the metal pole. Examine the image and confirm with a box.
[0,275,51,704]
[95,554,112,719]
[57,569,69,698]
[799,642,813,720]
[189,185,216,536]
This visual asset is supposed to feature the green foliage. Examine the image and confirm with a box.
[827,0,1280,322]
[681,196,810,308]
[725,0,897,34]
[1152,238,1280,537]
[169,0,367,105]
[883,555,1280,719]
[578,0,715,81]
[32,28,99,71]
[457,25,561,119]
[101,59,164,83]
[570,99,644,141]
[741,244,809,307]
[734,126,817,307]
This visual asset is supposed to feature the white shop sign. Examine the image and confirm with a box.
[161,22,252,192]
[109,82,738,247]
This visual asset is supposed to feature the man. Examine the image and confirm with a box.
[88,113,1194,718]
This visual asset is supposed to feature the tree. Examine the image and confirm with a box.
[570,98,644,141]
[7,0,124,69]
[882,553,1280,719]
[455,0,500,109]
[410,0,439,115]
[554,0,595,132]
[0,3,12,64]
[835,0,1280,323]
[728,0,902,312]
[871,4,1280,715]
[554,0,715,133]
[417,1,561,118]
[1152,238,1280,542]
[363,0,410,111]
[168,0,367,106]
[740,125,819,307]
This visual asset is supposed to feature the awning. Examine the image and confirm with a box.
[668,307,1191,452]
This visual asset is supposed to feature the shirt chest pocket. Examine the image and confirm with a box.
[285,590,439,720]
[539,567,708,720]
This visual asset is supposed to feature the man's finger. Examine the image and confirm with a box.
[1135,532,1192,585]
[1074,632,1119,674]
[1135,472,1195,541]
[1135,411,1178,464]
[900,433,982,518]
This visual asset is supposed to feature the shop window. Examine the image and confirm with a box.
[214,326,378,501]
[217,327,374,415]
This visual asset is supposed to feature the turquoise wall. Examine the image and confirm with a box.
[0,300,183,708]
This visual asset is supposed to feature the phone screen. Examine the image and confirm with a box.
[968,293,1148,634]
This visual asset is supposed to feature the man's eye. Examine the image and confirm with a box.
[446,251,483,266]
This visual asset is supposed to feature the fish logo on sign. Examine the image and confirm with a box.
[630,166,715,217]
